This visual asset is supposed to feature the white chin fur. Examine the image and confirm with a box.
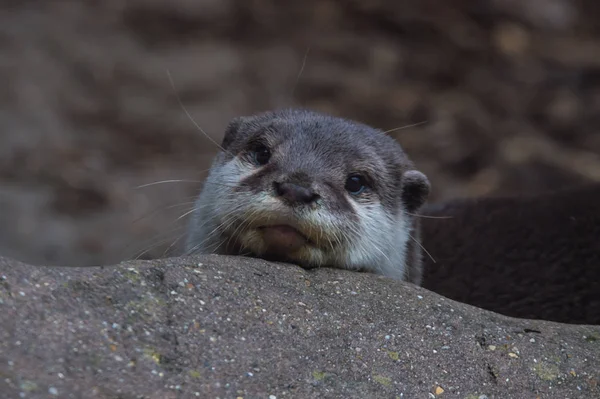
[345,201,410,280]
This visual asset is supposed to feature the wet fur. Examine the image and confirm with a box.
[185,109,430,283]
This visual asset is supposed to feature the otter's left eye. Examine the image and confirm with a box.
[250,144,271,166]
[345,174,367,195]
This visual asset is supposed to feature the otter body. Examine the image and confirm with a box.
[420,184,600,325]
[185,109,430,283]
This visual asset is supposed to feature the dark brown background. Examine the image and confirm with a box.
[1,0,599,267]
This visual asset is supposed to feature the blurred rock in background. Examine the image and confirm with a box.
[1,0,599,266]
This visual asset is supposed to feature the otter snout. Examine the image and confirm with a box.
[273,181,320,205]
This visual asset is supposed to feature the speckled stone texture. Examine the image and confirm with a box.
[0,255,598,398]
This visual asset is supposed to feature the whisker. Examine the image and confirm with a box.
[291,46,311,99]
[166,69,230,155]
[176,207,201,222]
[128,225,187,261]
[162,232,187,258]
[408,232,436,264]
[201,181,239,189]
[185,198,248,255]
[189,220,228,255]
[225,209,259,252]
[371,243,392,267]
[224,206,261,249]
[134,239,171,261]
[135,179,204,189]
[127,188,246,261]
[132,200,197,224]
[141,178,239,190]
[404,211,453,219]
[383,121,428,135]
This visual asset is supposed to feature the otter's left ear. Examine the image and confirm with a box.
[221,116,246,150]
[401,170,430,213]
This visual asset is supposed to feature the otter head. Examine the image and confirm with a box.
[185,109,430,283]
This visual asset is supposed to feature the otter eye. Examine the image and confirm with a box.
[250,144,271,166]
[345,174,367,195]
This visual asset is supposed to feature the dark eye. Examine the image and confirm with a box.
[250,143,271,166]
[345,174,367,195]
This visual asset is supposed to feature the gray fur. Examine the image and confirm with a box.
[185,108,430,284]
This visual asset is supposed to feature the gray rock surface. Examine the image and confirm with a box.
[1,255,598,398]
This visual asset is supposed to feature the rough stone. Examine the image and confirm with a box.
[1,255,598,398]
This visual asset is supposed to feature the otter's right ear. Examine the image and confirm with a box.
[221,116,247,150]
[401,170,431,213]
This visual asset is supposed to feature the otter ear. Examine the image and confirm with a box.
[221,116,247,150]
[401,170,430,213]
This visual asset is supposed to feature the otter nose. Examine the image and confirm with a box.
[274,181,319,204]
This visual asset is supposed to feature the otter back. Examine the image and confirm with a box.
[420,183,600,325]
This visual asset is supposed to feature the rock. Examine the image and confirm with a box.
[1,255,598,398]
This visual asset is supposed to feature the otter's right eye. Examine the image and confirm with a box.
[345,174,367,195]
[250,144,271,166]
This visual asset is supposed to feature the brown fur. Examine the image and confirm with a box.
[420,183,600,325]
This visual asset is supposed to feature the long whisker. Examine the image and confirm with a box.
[175,206,202,222]
[127,193,247,260]
[371,243,392,267]
[166,69,230,155]
[135,179,204,189]
[132,199,197,224]
[201,181,239,188]
[291,46,311,99]
[162,232,187,258]
[187,219,227,255]
[383,121,428,135]
[128,195,239,259]
[128,225,187,260]
[404,211,453,219]
[225,214,249,249]
[184,196,249,255]
[224,207,261,252]
[408,232,436,263]
[134,178,238,193]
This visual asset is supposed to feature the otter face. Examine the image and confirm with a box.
[185,109,430,281]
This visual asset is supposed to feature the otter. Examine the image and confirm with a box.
[420,183,600,325]
[184,108,431,284]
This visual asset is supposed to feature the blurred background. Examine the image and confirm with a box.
[1,0,599,267]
